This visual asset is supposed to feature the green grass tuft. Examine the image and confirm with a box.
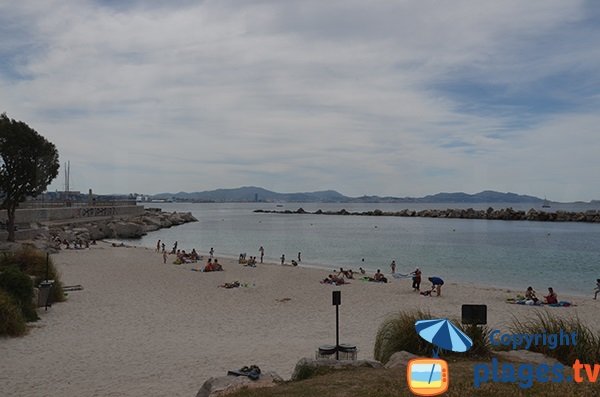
[0,288,27,336]
[373,310,434,363]
[509,311,600,365]
[0,247,65,302]
[373,310,493,364]
[0,266,38,322]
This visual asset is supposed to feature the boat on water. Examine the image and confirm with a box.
[542,197,551,208]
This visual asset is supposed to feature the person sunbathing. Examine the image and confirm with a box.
[322,274,344,285]
[204,259,214,272]
[220,281,240,289]
[213,259,223,271]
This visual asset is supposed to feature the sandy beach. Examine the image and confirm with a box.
[1,242,598,397]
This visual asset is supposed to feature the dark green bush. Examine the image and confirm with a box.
[0,247,64,302]
[374,310,434,363]
[0,266,38,321]
[457,323,492,358]
[374,310,492,363]
[0,288,27,336]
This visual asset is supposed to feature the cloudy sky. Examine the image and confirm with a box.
[1,1,599,201]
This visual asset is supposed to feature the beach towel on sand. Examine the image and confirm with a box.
[392,273,411,279]
[506,298,575,307]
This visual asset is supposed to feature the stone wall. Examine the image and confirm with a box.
[0,205,144,224]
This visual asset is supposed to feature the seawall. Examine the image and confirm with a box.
[254,207,600,223]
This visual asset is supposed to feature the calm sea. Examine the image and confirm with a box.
[122,202,600,296]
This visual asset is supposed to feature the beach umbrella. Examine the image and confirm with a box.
[415,318,472,353]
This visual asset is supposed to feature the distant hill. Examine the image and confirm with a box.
[151,187,548,204]
[419,190,542,203]
[152,186,347,203]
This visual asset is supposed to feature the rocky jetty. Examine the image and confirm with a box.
[29,209,197,250]
[254,207,600,223]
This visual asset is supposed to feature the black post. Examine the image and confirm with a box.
[335,303,339,360]
[332,291,341,360]
[45,252,50,311]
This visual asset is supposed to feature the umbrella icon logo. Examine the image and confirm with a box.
[406,319,472,396]
[415,318,473,353]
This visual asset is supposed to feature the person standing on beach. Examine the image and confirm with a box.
[280,254,285,265]
[595,279,600,300]
[161,242,165,253]
[162,250,168,264]
[390,260,396,274]
[210,247,214,258]
[259,246,264,263]
[171,241,178,254]
[298,252,301,262]
[156,239,161,252]
[411,268,422,291]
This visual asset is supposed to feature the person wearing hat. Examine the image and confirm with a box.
[411,267,422,291]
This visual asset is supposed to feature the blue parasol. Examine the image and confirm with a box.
[415,318,473,353]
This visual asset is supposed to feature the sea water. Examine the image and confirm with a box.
[124,202,600,296]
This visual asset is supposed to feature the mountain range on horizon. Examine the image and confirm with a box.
[150,186,572,204]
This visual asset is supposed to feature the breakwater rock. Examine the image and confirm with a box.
[254,207,600,223]
[48,209,197,243]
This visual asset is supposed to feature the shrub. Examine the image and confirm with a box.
[374,310,434,363]
[292,363,336,381]
[374,310,493,363]
[0,266,38,322]
[510,311,600,365]
[0,247,64,302]
[0,288,27,336]
[457,323,493,358]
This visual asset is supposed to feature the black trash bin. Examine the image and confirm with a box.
[338,344,358,360]
[316,345,337,359]
[38,280,54,308]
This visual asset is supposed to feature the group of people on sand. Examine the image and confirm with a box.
[388,260,443,297]
[172,248,200,264]
[322,274,347,285]
[203,258,223,272]
[239,254,258,267]
[156,239,215,267]
[318,261,446,293]
[53,236,95,250]
[280,252,302,266]
[524,286,559,305]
